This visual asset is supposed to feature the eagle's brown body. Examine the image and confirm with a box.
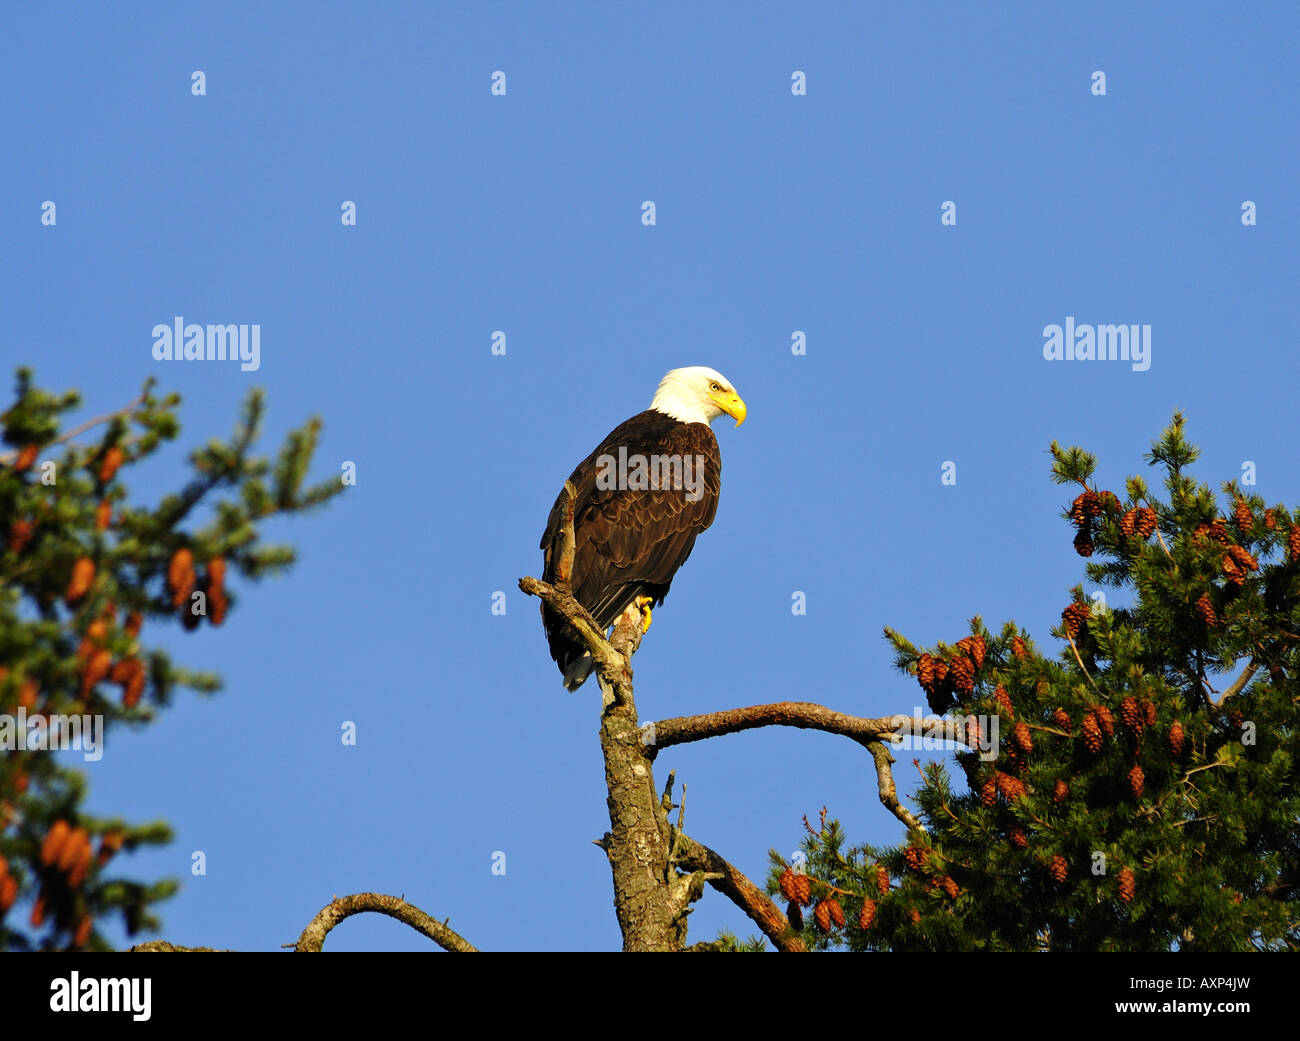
[540,409,721,690]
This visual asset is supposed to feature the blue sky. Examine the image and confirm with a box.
[2,2,1297,950]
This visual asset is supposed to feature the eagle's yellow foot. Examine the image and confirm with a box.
[635,596,654,633]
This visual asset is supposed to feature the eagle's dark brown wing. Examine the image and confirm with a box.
[540,410,721,687]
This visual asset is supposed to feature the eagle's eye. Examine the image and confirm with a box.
[709,382,721,392]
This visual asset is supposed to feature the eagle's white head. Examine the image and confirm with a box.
[649,366,747,427]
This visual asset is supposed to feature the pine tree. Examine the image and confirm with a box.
[0,369,343,951]
[769,414,1300,951]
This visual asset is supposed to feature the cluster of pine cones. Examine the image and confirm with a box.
[915,634,986,713]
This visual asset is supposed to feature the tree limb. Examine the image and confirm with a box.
[294,893,478,952]
[671,833,808,952]
[646,703,917,751]
[1212,659,1259,707]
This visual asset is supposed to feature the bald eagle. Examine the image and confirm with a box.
[539,366,746,690]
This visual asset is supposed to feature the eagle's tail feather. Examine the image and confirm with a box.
[562,653,594,691]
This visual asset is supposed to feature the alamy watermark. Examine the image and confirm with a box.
[0,709,103,762]
[595,448,708,502]
[151,316,260,371]
[891,709,1000,762]
[1043,316,1150,372]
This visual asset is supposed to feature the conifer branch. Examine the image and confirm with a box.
[294,893,478,952]
[0,378,154,465]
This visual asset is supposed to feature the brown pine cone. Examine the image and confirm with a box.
[1264,508,1276,530]
[1012,721,1033,754]
[209,589,227,627]
[1011,636,1028,660]
[904,846,926,872]
[1209,518,1229,545]
[1052,779,1069,803]
[8,518,34,554]
[1128,763,1145,800]
[1143,700,1157,727]
[95,500,112,532]
[0,873,16,913]
[792,873,811,906]
[98,445,124,484]
[1226,545,1258,579]
[1009,826,1029,849]
[908,908,921,926]
[40,820,70,867]
[814,900,832,932]
[876,865,889,897]
[66,556,95,604]
[167,548,196,607]
[73,916,94,949]
[786,899,803,931]
[14,444,38,472]
[825,898,845,928]
[1234,497,1253,532]
[1052,708,1072,734]
[1062,602,1089,640]
[949,654,976,695]
[1134,507,1158,538]
[994,685,1015,719]
[859,898,876,929]
[1169,720,1185,757]
[1049,855,1068,883]
[1119,696,1142,733]
[916,653,935,692]
[80,648,112,698]
[1070,492,1089,526]
[1081,712,1103,753]
[980,778,997,807]
[1221,554,1240,585]
[1073,527,1094,557]
[1120,509,1137,538]
[68,832,94,887]
[1118,866,1136,903]
[967,633,987,669]
[996,772,1026,801]
[1290,526,1300,562]
[940,876,959,899]
[1094,705,1115,737]
[57,827,87,874]
[1195,592,1218,627]
[779,866,799,902]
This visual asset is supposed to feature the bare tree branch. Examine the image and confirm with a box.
[294,893,478,952]
[644,703,936,830]
[671,833,808,952]
[1212,659,1259,707]
[646,703,917,751]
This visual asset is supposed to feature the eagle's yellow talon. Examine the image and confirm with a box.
[636,596,654,633]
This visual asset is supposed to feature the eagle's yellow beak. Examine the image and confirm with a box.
[711,390,747,427]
